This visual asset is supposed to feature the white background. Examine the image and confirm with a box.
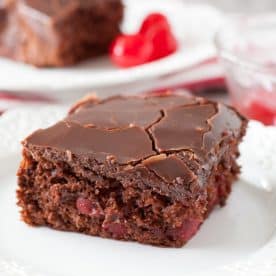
[184,0,276,12]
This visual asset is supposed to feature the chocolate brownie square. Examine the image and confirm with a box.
[0,1,7,31]
[17,93,247,247]
[0,0,124,67]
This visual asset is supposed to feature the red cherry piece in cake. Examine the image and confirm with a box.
[103,221,127,239]
[109,34,153,68]
[76,197,104,218]
[139,12,171,37]
[167,219,201,242]
[76,197,93,215]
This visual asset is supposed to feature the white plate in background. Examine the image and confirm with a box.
[0,0,223,93]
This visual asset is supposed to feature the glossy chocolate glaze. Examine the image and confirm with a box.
[27,122,155,163]
[25,94,245,169]
[142,155,195,183]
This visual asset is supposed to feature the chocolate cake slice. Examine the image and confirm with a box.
[0,1,7,32]
[17,93,247,247]
[0,0,124,67]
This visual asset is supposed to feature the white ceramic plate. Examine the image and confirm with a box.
[1,107,276,276]
[1,155,276,276]
[0,0,223,93]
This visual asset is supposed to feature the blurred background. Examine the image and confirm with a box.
[1,0,276,126]
[186,0,276,12]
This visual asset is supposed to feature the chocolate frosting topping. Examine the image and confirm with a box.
[150,104,217,152]
[142,155,195,183]
[66,97,163,129]
[25,94,244,165]
[27,122,155,163]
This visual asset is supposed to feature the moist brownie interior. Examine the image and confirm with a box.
[17,93,247,247]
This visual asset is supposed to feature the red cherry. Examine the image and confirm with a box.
[103,221,127,239]
[166,219,201,242]
[76,197,104,218]
[140,13,171,36]
[139,12,178,60]
[76,198,93,215]
[109,34,153,68]
[148,26,178,60]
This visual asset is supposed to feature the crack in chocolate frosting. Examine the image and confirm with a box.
[150,104,217,153]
